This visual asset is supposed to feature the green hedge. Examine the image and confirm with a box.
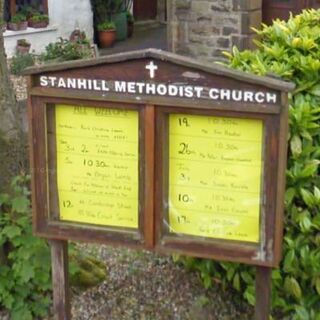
[178,9,320,320]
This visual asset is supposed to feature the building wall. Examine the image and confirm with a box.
[4,0,93,57]
[168,0,262,62]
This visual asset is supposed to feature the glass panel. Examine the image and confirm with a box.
[167,114,264,243]
[54,104,139,229]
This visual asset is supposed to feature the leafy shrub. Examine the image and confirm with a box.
[10,53,35,75]
[0,175,107,318]
[41,37,91,63]
[178,9,320,319]
[0,175,51,320]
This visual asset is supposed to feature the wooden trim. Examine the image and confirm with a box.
[42,0,49,15]
[143,105,155,249]
[273,93,289,264]
[255,267,272,320]
[9,0,16,16]
[154,107,283,267]
[29,88,282,115]
[30,96,150,248]
[50,240,71,320]
[23,49,295,92]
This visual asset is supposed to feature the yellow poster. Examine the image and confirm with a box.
[168,114,263,243]
[55,104,139,229]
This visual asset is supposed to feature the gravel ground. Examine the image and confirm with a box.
[67,245,253,320]
[3,73,254,320]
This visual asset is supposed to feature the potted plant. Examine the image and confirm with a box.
[8,13,28,31]
[126,11,134,38]
[28,13,49,28]
[97,21,116,48]
[16,39,31,54]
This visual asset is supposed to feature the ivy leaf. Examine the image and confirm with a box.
[290,135,302,157]
[244,285,255,305]
[300,188,314,207]
[316,277,320,295]
[233,273,241,291]
[20,264,35,283]
[285,187,296,206]
[12,196,30,213]
[309,84,320,96]
[283,250,295,271]
[11,307,33,320]
[294,306,310,320]
[0,193,9,206]
[285,277,302,300]
[2,226,21,239]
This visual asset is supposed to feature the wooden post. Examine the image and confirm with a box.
[50,240,71,320]
[255,266,272,320]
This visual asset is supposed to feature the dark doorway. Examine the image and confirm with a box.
[263,0,320,24]
[133,0,158,21]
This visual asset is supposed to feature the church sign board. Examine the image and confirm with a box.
[25,49,294,269]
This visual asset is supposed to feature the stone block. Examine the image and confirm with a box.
[217,37,230,48]
[222,26,238,35]
[190,20,219,36]
[211,0,233,12]
[175,0,191,10]
[191,1,211,16]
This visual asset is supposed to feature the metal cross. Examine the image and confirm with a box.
[145,61,158,79]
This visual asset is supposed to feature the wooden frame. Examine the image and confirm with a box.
[29,96,155,249]
[155,104,288,267]
[25,49,293,267]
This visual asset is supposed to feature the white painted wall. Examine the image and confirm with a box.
[4,0,94,57]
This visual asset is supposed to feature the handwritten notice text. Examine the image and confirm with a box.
[168,114,263,243]
[55,104,139,228]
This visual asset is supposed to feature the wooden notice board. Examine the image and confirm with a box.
[25,49,294,267]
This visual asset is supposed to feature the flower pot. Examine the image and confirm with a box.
[28,20,48,28]
[98,30,116,48]
[8,21,28,31]
[127,21,134,38]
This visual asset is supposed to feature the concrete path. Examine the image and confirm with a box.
[99,23,167,56]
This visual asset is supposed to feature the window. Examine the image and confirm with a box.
[5,0,48,19]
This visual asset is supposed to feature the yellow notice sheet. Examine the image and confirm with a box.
[55,105,139,229]
[168,114,263,243]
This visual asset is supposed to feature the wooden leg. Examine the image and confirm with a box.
[255,266,272,320]
[50,240,71,320]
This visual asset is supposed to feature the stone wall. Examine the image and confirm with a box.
[168,0,262,62]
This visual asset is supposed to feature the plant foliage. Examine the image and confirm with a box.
[10,53,35,75]
[177,9,320,319]
[0,175,107,318]
[41,37,91,63]
[0,175,51,319]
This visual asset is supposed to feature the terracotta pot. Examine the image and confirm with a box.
[98,30,116,48]
[8,21,28,31]
[28,20,48,28]
[127,21,134,38]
